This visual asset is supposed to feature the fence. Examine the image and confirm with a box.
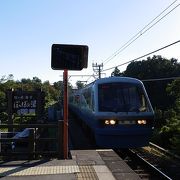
[0,121,63,159]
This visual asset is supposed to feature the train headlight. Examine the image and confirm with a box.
[110,119,116,125]
[137,120,147,125]
[105,120,110,125]
[104,119,116,125]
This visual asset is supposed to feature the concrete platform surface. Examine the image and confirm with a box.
[0,149,141,180]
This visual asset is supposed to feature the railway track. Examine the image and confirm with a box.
[116,143,180,180]
[141,142,180,179]
[69,112,179,179]
[149,142,180,161]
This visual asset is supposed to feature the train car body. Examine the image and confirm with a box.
[69,77,154,148]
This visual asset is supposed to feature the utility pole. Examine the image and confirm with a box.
[92,63,103,79]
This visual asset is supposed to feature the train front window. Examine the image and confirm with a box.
[98,83,149,112]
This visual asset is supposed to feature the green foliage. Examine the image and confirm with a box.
[76,81,85,89]
[166,80,180,113]
[0,75,65,123]
[154,108,166,128]
[0,91,6,107]
[42,80,58,108]
[160,115,180,153]
[0,74,14,83]
[150,128,162,145]
[170,135,180,155]
[13,116,37,125]
[160,80,180,154]
[53,81,65,104]
[0,112,8,123]
[124,55,180,79]
[111,67,123,77]
[20,76,42,90]
[124,55,180,111]
[117,56,180,153]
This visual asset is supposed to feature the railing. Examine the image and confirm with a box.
[0,121,63,159]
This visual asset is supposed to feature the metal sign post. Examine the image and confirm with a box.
[63,69,68,159]
[51,44,88,159]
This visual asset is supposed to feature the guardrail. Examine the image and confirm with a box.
[0,121,63,159]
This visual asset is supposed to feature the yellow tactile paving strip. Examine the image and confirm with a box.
[0,165,100,179]
[76,166,98,180]
[0,165,80,176]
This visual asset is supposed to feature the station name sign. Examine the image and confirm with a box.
[13,93,37,115]
[9,90,45,116]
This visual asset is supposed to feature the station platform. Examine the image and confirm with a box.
[0,149,141,180]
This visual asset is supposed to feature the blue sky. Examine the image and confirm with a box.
[0,0,180,86]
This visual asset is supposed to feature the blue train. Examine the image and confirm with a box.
[69,77,154,148]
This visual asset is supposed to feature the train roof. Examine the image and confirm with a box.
[94,76,142,84]
[79,76,143,91]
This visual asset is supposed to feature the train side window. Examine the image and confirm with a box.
[91,90,95,111]
[81,95,88,108]
[75,95,80,105]
[139,94,149,112]
[82,89,92,110]
[126,87,145,111]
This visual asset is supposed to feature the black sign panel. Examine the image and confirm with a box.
[11,91,45,116]
[51,44,88,70]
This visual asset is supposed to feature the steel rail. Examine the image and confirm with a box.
[129,149,172,180]
[149,142,180,161]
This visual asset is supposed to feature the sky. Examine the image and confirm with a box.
[0,0,180,87]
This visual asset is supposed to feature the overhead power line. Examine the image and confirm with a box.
[142,76,180,82]
[85,73,97,82]
[103,0,180,65]
[102,40,180,72]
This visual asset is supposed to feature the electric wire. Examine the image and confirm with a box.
[103,0,179,65]
[68,39,180,84]
[102,40,180,72]
[142,76,180,82]
[85,74,96,83]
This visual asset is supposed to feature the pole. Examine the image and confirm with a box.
[92,63,103,79]
[63,69,68,159]
[98,65,101,79]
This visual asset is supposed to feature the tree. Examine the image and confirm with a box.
[20,78,32,90]
[160,80,180,154]
[124,55,180,110]
[21,78,31,84]
[0,74,14,83]
[0,75,75,124]
[0,75,18,123]
[124,55,180,79]
[166,79,180,100]
[53,80,73,104]
[32,77,42,89]
[111,67,123,77]
[76,81,85,89]
[32,77,42,84]
[42,81,59,107]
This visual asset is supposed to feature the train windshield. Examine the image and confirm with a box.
[98,83,150,112]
